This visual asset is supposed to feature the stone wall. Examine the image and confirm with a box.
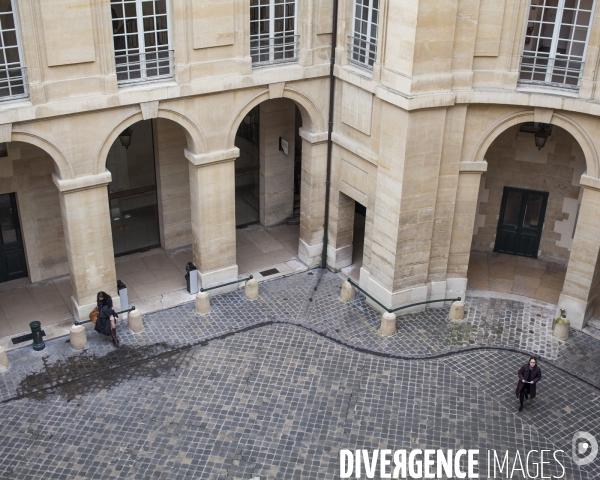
[0,142,68,282]
[155,119,192,250]
[472,125,586,265]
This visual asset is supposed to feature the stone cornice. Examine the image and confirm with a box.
[52,171,112,193]
[459,161,488,174]
[185,148,240,167]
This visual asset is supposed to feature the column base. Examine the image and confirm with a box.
[199,265,239,296]
[557,293,594,330]
[428,281,447,309]
[298,238,323,269]
[326,244,353,271]
[72,295,121,322]
[446,278,468,305]
[365,277,428,316]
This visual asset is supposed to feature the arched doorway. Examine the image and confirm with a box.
[233,98,306,278]
[467,122,586,304]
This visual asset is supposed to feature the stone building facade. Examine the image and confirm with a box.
[1,0,600,330]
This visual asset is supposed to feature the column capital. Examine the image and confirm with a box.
[459,160,487,174]
[184,147,240,167]
[52,171,112,193]
[299,128,328,145]
[580,174,600,192]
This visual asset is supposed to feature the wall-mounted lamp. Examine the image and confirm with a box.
[0,143,7,157]
[534,124,551,150]
[119,128,133,149]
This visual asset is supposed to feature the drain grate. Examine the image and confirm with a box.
[259,268,279,277]
[12,331,47,345]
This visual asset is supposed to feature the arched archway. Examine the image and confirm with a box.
[228,90,327,276]
[466,121,588,307]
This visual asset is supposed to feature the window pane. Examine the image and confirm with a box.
[523,194,543,228]
[503,192,523,227]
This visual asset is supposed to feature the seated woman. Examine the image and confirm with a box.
[94,291,119,347]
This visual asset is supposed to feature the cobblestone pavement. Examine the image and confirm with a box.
[0,270,599,479]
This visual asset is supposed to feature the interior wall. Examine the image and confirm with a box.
[155,119,192,250]
[0,142,68,282]
[472,124,586,265]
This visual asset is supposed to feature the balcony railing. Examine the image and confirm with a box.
[347,35,377,70]
[0,65,28,102]
[518,53,584,90]
[115,50,174,86]
[251,35,299,67]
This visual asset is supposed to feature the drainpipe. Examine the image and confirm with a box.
[321,0,340,268]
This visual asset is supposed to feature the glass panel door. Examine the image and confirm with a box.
[494,187,549,258]
[0,193,27,282]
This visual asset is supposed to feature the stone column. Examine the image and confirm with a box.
[558,176,600,329]
[259,100,296,226]
[185,148,239,292]
[446,161,488,302]
[298,128,328,268]
[53,171,119,321]
[326,190,355,270]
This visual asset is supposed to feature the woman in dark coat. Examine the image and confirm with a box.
[515,357,541,412]
[94,291,119,347]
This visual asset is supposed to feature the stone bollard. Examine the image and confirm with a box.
[245,278,259,301]
[380,312,397,336]
[0,346,8,372]
[449,301,465,322]
[128,309,143,334]
[70,325,87,350]
[196,291,211,315]
[340,281,356,303]
[553,317,570,341]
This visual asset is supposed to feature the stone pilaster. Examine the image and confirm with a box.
[298,128,328,268]
[558,176,600,329]
[446,161,488,302]
[186,148,239,293]
[53,171,119,321]
[326,190,355,270]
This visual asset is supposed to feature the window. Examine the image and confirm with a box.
[348,0,379,70]
[519,0,595,89]
[250,0,298,66]
[0,0,27,101]
[110,0,173,85]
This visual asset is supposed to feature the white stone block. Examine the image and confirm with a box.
[69,324,87,350]
[196,292,211,315]
[0,346,8,372]
[340,281,356,303]
[128,309,144,334]
[245,278,259,301]
[380,312,396,336]
[449,301,465,322]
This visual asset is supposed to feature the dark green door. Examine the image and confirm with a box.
[494,187,549,258]
[0,193,27,282]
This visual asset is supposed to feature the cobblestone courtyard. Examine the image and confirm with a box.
[1,270,599,479]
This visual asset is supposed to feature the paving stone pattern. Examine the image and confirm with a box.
[0,270,599,479]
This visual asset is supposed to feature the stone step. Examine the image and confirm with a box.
[582,325,600,341]
[587,317,600,329]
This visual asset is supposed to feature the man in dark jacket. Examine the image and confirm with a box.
[515,357,541,412]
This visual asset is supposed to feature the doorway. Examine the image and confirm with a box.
[107,120,160,256]
[494,187,548,258]
[0,193,27,283]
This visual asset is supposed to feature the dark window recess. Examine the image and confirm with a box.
[494,187,549,258]
[0,192,28,283]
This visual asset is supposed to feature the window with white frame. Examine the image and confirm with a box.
[348,0,379,70]
[519,0,596,89]
[110,0,173,85]
[250,0,298,66]
[0,0,26,101]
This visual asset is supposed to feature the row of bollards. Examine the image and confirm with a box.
[195,278,259,315]
[69,309,144,351]
[340,280,465,337]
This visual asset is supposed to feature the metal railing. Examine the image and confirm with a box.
[115,49,174,85]
[251,35,299,67]
[0,65,28,102]
[200,275,253,293]
[347,35,377,70]
[346,278,461,314]
[74,306,137,326]
[518,53,584,90]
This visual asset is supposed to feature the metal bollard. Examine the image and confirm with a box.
[29,321,45,351]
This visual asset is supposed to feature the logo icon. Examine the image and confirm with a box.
[572,432,598,466]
